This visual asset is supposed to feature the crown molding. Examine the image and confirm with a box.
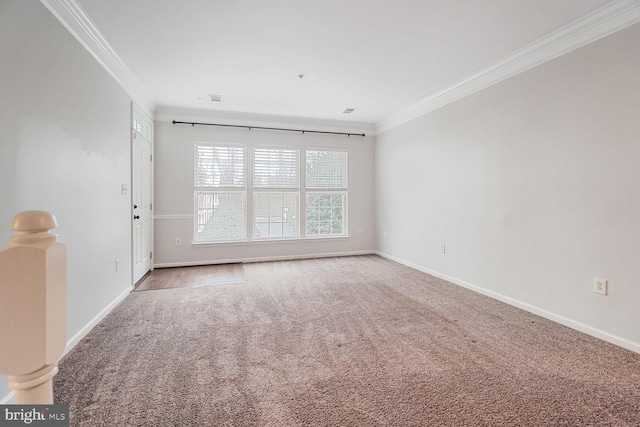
[40,0,156,117]
[155,106,375,136]
[40,0,640,134]
[375,0,640,134]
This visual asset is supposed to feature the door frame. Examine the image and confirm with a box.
[131,104,154,286]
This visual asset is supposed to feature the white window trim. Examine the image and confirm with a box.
[305,191,348,238]
[253,146,300,190]
[251,146,300,241]
[303,149,348,238]
[305,147,349,189]
[252,191,300,241]
[132,113,152,140]
[193,143,349,244]
[193,142,248,243]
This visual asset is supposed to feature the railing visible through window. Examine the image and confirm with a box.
[194,144,246,242]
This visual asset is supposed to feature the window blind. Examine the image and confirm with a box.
[253,148,299,188]
[195,145,245,188]
[306,150,347,189]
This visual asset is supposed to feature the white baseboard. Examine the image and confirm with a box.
[0,285,133,404]
[62,285,133,358]
[153,250,376,268]
[376,251,640,355]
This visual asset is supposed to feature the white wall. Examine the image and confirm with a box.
[376,23,640,351]
[0,1,133,401]
[153,119,375,266]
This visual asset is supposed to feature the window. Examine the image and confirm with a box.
[253,148,299,189]
[305,150,347,237]
[255,192,298,239]
[132,114,151,140]
[194,144,246,242]
[193,144,348,243]
[253,148,299,239]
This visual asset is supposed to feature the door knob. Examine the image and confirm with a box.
[134,215,140,220]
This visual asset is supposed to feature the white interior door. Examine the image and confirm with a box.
[133,130,152,283]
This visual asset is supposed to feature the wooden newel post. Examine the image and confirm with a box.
[0,211,66,404]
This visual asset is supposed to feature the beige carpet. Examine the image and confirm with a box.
[54,255,640,426]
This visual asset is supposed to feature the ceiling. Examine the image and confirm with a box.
[75,0,616,125]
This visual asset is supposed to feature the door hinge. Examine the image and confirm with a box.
[150,203,153,210]
[150,154,153,161]
[150,251,153,259]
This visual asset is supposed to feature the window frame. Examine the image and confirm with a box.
[192,143,349,245]
[252,146,300,241]
[253,191,300,240]
[304,149,348,239]
[305,190,348,238]
[132,113,151,140]
[193,142,248,243]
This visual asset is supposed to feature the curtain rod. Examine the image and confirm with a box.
[172,120,365,137]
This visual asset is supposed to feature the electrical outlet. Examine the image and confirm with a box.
[176,238,182,246]
[115,259,120,272]
[593,278,607,296]
[440,244,446,254]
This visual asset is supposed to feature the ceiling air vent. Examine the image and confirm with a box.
[343,108,355,114]
[209,94,222,102]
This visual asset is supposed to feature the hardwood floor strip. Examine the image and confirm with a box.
[135,263,246,291]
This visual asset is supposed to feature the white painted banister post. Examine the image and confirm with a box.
[0,211,66,404]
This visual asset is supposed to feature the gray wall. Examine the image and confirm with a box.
[375,23,640,351]
[153,120,376,265]
[0,1,133,401]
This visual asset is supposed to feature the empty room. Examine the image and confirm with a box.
[1,0,639,425]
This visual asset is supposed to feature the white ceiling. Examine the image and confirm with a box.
[75,0,616,125]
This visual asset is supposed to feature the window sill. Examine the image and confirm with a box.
[192,235,350,247]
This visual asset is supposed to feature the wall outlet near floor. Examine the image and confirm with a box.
[440,244,446,254]
[593,278,607,295]
[176,238,182,246]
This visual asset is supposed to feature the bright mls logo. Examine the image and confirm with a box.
[4,408,46,424]
[0,405,68,427]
